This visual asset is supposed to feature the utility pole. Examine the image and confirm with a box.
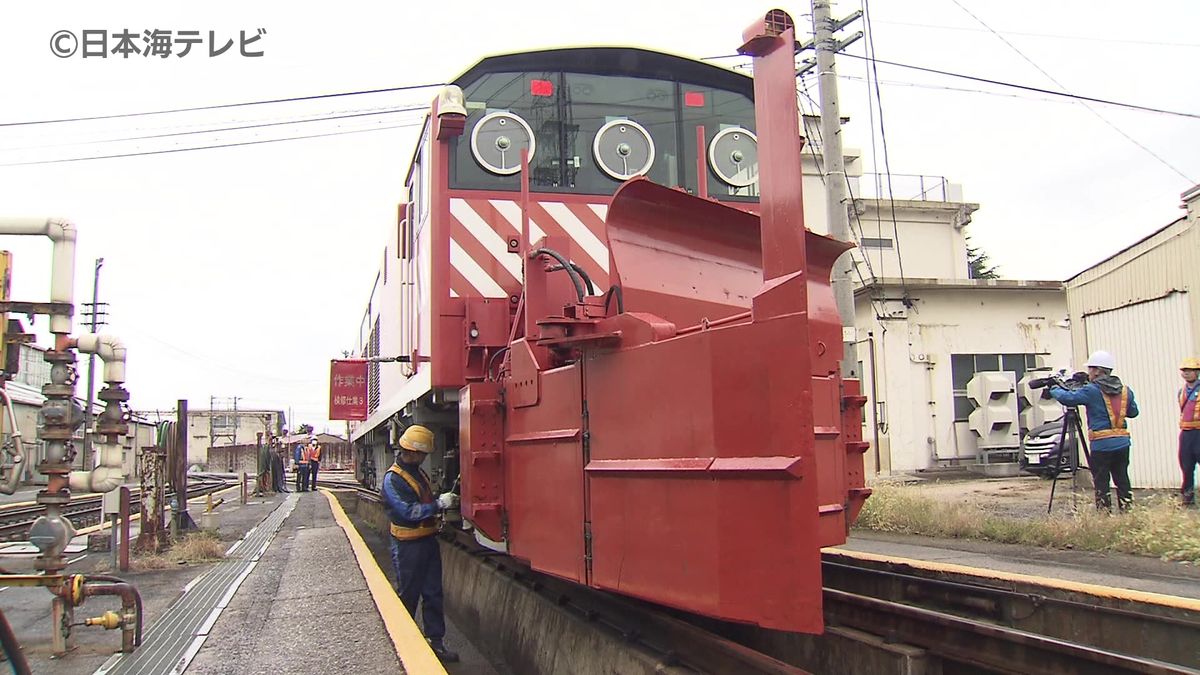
[807,0,863,378]
[82,257,106,468]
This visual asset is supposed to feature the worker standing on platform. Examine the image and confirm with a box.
[308,436,322,491]
[1178,357,1200,505]
[294,440,311,492]
[381,425,460,663]
[1049,350,1140,511]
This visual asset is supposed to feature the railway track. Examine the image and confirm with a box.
[0,478,233,542]
[321,480,1200,674]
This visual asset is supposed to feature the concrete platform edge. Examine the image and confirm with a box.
[321,488,447,675]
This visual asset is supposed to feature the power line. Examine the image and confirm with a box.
[797,81,886,320]
[0,82,444,128]
[0,120,423,167]
[837,52,1200,121]
[874,19,1200,48]
[711,51,1200,121]
[863,0,908,291]
[0,104,428,153]
[946,0,1193,183]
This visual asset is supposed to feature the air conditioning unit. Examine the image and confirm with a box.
[1018,373,1062,430]
[967,371,1020,449]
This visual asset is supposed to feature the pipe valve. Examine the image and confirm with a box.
[84,611,123,630]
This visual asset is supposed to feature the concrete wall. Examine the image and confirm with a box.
[857,285,1071,474]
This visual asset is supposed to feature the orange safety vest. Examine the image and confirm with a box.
[297,446,310,465]
[387,464,439,541]
[1089,387,1131,441]
[309,445,322,462]
[1181,385,1200,430]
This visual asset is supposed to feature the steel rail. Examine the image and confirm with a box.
[821,555,1200,670]
[824,588,1194,675]
[339,482,1197,674]
[0,480,231,541]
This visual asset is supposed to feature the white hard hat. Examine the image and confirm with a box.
[1085,350,1116,370]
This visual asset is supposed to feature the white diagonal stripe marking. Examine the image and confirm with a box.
[541,202,609,272]
[489,199,547,244]
[451,199,523,279]
[588,203,608,221]
[450,239,506,297]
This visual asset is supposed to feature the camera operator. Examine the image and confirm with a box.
[1047,350,1140,512]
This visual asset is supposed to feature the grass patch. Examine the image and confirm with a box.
[856,483,1200,563]
[97,530,227,573]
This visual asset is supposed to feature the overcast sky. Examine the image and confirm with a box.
[1,1,1197,433]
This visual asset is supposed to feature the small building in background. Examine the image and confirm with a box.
[211,432,351,476]
[185,408,286,464]
[1062,184,1200,488]
[851,181,1071,476]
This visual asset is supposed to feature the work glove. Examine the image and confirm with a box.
[436,492,459,510]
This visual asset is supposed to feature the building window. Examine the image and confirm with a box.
[861,237,893,249]
[951,353,1042,425]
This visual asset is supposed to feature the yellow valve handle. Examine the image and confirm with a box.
[71,574,85,605]
[84,611,122,630]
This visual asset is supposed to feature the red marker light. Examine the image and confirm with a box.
[684,91,705,107]
[530,79,554,97]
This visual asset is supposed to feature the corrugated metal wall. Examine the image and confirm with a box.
[1064,211,1199,488]
[1083,292,1194,488]
[1066,217,1199,365]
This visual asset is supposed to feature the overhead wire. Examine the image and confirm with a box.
[708,52,1200,121]
[0,103,429,153]
[945,0,1193,183]
[862,0,908,295]
[0,120,425,167]
[797,77,885,320]
[0,82,445,127]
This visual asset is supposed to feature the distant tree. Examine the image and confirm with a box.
[966,235,1000,279]
[297,423,314,435]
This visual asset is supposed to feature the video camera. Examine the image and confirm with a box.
[1028,369,1089,392]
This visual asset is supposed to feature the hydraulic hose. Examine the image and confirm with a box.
[548,262,596,296]
[531,248,585,303]
[485,347,509,382]
[604,285,625,315]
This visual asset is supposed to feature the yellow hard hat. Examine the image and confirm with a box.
[398,425,434,453]
[1182,357,1200,370]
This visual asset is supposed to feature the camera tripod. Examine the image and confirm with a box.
[1046,405,1093,514]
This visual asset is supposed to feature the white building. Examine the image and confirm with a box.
[1062,185,1200,488]
[848,184,1071,475]
[185,409,286,465]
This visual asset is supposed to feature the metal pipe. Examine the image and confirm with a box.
[675,311,753,336]
[71,334,126,384]
[0,217,77,335]
[69,440,123,493]
[0,608,32,675]
[0,387,25,494]
[867,332,882,474]
[81,577,143,651]
[118,487,130,572]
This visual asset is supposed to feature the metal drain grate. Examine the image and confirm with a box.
[94,493,299,675]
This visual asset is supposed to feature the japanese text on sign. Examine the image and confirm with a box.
[329,360,369,421]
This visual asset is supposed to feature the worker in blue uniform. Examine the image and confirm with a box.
[381,424,460,663]
[1049,350,1140,511]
